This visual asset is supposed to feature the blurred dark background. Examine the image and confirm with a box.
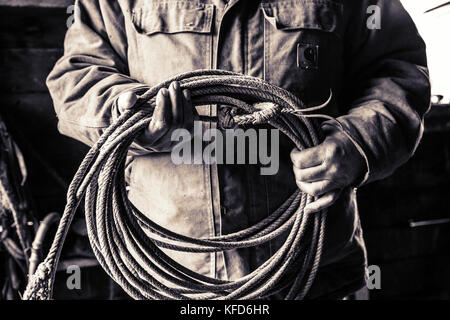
[0,0,449,299]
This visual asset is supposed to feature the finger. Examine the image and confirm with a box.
[295,179,334,197]
[182,89,194,131]
[291,146,324,169]
[304,190,341,214]
[148,89,171,139]
[169,81,183,126]
[293,163,326,183]
[117,91,138,114]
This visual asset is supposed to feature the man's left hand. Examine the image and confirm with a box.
[290,131,366,214]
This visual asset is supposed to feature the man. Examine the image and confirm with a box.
[47,0,430,299]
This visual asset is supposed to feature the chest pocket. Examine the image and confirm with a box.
[130,2,214,87]
[261,0,344,106]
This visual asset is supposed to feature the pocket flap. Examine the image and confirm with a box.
[132,2,214,35]
[261,0,343,33]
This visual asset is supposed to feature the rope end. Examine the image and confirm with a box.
[23,262,53,300]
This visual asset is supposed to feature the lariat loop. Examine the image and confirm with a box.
[24,69,328,300]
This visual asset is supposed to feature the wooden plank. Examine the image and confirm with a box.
[358,130,450,229]
[358,185,450,229]
[0,7,68,48]
[364,224,450,262]
[368,255,450,299]
[360,130,450,191]
[0,48,63,93]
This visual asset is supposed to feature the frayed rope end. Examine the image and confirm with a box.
[23,262,53,300]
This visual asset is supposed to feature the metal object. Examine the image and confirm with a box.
[408,218,450,228]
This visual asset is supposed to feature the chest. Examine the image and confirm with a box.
[124,0,346,107]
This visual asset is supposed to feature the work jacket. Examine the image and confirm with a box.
[47,0,431,299]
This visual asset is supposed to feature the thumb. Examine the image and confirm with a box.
[117,91,138,114]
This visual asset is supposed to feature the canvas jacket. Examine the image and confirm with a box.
[47,0,431,299]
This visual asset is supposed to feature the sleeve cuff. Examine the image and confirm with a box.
[321,119,371,187]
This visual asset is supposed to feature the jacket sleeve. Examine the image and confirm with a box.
[322,0,431,185]
[47,0,149,150]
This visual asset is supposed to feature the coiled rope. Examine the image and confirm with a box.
[24,69,331,300]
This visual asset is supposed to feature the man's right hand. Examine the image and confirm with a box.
[117,81,196,152]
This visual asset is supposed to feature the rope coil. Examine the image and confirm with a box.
[24,70,328,300]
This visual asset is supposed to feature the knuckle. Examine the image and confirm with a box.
[328,164,338,176]
[293,167,303,181]
[152,120,168,132]
[159,89,170,101]
[326,192,335,202]
[296,181,310,194]
[324,141,339,161]
[324,152,335,165]
[291,155,300,167]
[117,92,137,111]
[312,183,328,197]
[172,81,180,89]
[301,183,317,196]
[329,194,338,204]
[327,140,338,153]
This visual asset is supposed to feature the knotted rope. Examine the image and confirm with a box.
[24,69,331,300]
